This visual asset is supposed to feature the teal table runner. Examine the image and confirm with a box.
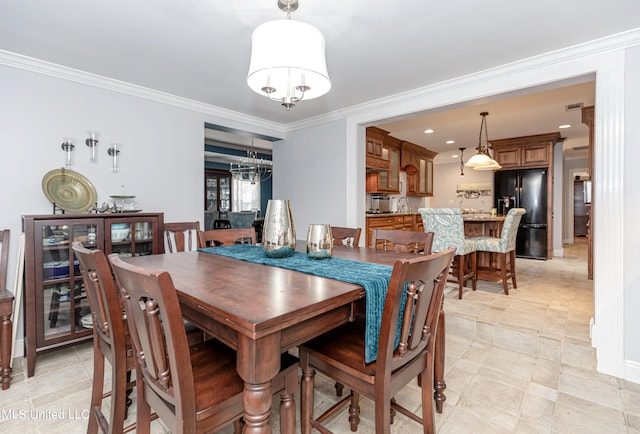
[200,244,404,363]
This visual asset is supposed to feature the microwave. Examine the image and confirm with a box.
[370,194,390,213]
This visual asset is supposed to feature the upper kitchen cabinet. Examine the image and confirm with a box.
[490,132,562,169]
[366,127,401,193]
[401,141,438,197]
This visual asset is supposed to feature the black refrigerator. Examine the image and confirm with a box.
[494,168,548,260]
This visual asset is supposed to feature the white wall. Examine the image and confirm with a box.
[624,44,640,370]
[274,119,348,239]
[432,161,494,210]
[0,63,283,356]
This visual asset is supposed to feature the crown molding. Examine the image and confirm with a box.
[0,49,286,134]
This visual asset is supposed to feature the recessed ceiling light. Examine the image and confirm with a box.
[446,140,455,144]
[424,129,434,134]
[559,124,571,129]
[452,154,459,158]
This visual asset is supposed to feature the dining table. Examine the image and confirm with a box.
[124,241,447,433]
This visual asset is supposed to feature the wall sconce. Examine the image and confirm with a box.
[85,131,99,163]
[107,144,120,173]
[61,140,75,168]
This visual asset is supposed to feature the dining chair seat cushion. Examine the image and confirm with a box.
[469,236,503,252]
[470,208,526,253]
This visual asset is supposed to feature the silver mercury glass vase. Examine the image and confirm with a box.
[262,199,296,258]
[306,224,333,259]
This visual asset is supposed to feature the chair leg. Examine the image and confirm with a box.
[300,354,315,434]
[500,253,509,295]
[348,392,361,432]
[457,255,465,299]
[510,250,518,290]
[421,353,436,434]
[87,343,105,434]
[471,251,477,291]
[108,352,128,434]
[335,381,344,396]
[279,367,297,434]
[135,364,152,434]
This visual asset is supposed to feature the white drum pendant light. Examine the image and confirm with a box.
[247,0,331,110]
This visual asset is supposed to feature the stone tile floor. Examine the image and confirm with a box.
[3,242,640,433]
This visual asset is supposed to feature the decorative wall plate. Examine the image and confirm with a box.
[41,168,98,213]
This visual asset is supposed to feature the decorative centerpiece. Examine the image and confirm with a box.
[262,199,296,258]
[306,224,332,259]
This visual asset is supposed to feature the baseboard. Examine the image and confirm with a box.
[625,359,640,385]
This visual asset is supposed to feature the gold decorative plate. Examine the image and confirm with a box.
[41,168,97,213]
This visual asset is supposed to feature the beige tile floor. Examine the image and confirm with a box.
[3,241,640,433]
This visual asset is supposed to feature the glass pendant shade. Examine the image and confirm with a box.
[247,19,331,107]
[465,152,493,167]
[473,159,502,170]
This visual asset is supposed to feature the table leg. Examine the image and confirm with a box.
[433,305,446,413]
[236,333,282,434]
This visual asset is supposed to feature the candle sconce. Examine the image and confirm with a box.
[107,144,120,173]
[61,140,75,168]
[85,131,99,162]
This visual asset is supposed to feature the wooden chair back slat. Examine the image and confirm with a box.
[164,222,201,253]
[371,229,434,254]
[197,228,256,248]
[331,227,362,247]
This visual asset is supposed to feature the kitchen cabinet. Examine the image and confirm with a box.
[23,212,164,377]
[401,141,437,197]
[490,133,560,169]
[366,129,401,193]
[365,214,422,247]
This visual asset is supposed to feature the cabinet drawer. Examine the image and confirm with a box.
[367,217,396,227]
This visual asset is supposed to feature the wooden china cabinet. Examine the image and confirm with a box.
[22,212,164,377]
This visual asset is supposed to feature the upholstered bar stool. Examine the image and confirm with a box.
[469,208,526,295]
[418,208,477,299]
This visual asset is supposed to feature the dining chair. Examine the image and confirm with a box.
[468,208,526,295]
[371,229,434,254]
[71,241,135,434]
[164,221,201,253]
[227,211,257,229]
[197,227,256,248]
[108,254,299,434]
[0,229,15,390]
[299,248,455,434]
[418,208,477,299]
[331,226,362,247]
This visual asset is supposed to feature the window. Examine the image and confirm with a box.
[231,177,261,212]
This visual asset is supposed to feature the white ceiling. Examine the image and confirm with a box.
[1,1,636,158]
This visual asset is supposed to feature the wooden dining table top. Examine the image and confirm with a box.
[124,241,410,341]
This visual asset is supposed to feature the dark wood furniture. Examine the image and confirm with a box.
[164,221,200,253]
[123,242,450,433]
[0,229,14,390]
[72,242,135,433]
[109,254,299,434]
[197,228,256,248]
[299,249,455,433]
[331,226,362,247]
[365,213,423,248]
[490,132,560,260]
[204,169,231,215]
[371,229,434,254]
[23,212,164,377]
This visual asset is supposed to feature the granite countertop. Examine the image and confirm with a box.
[462,214,506,221]
[365,212,420,217]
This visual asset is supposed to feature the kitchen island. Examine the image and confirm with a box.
[365,212,423,247]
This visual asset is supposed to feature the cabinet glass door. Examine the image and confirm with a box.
[106,218,156,258]
[38,221,95,343]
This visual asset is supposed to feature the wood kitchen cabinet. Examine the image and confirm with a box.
[401,141,437,197]
[365,214,423,247]
[23,212,164,377]
[491,133,560,169]
[366,128,401,193]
